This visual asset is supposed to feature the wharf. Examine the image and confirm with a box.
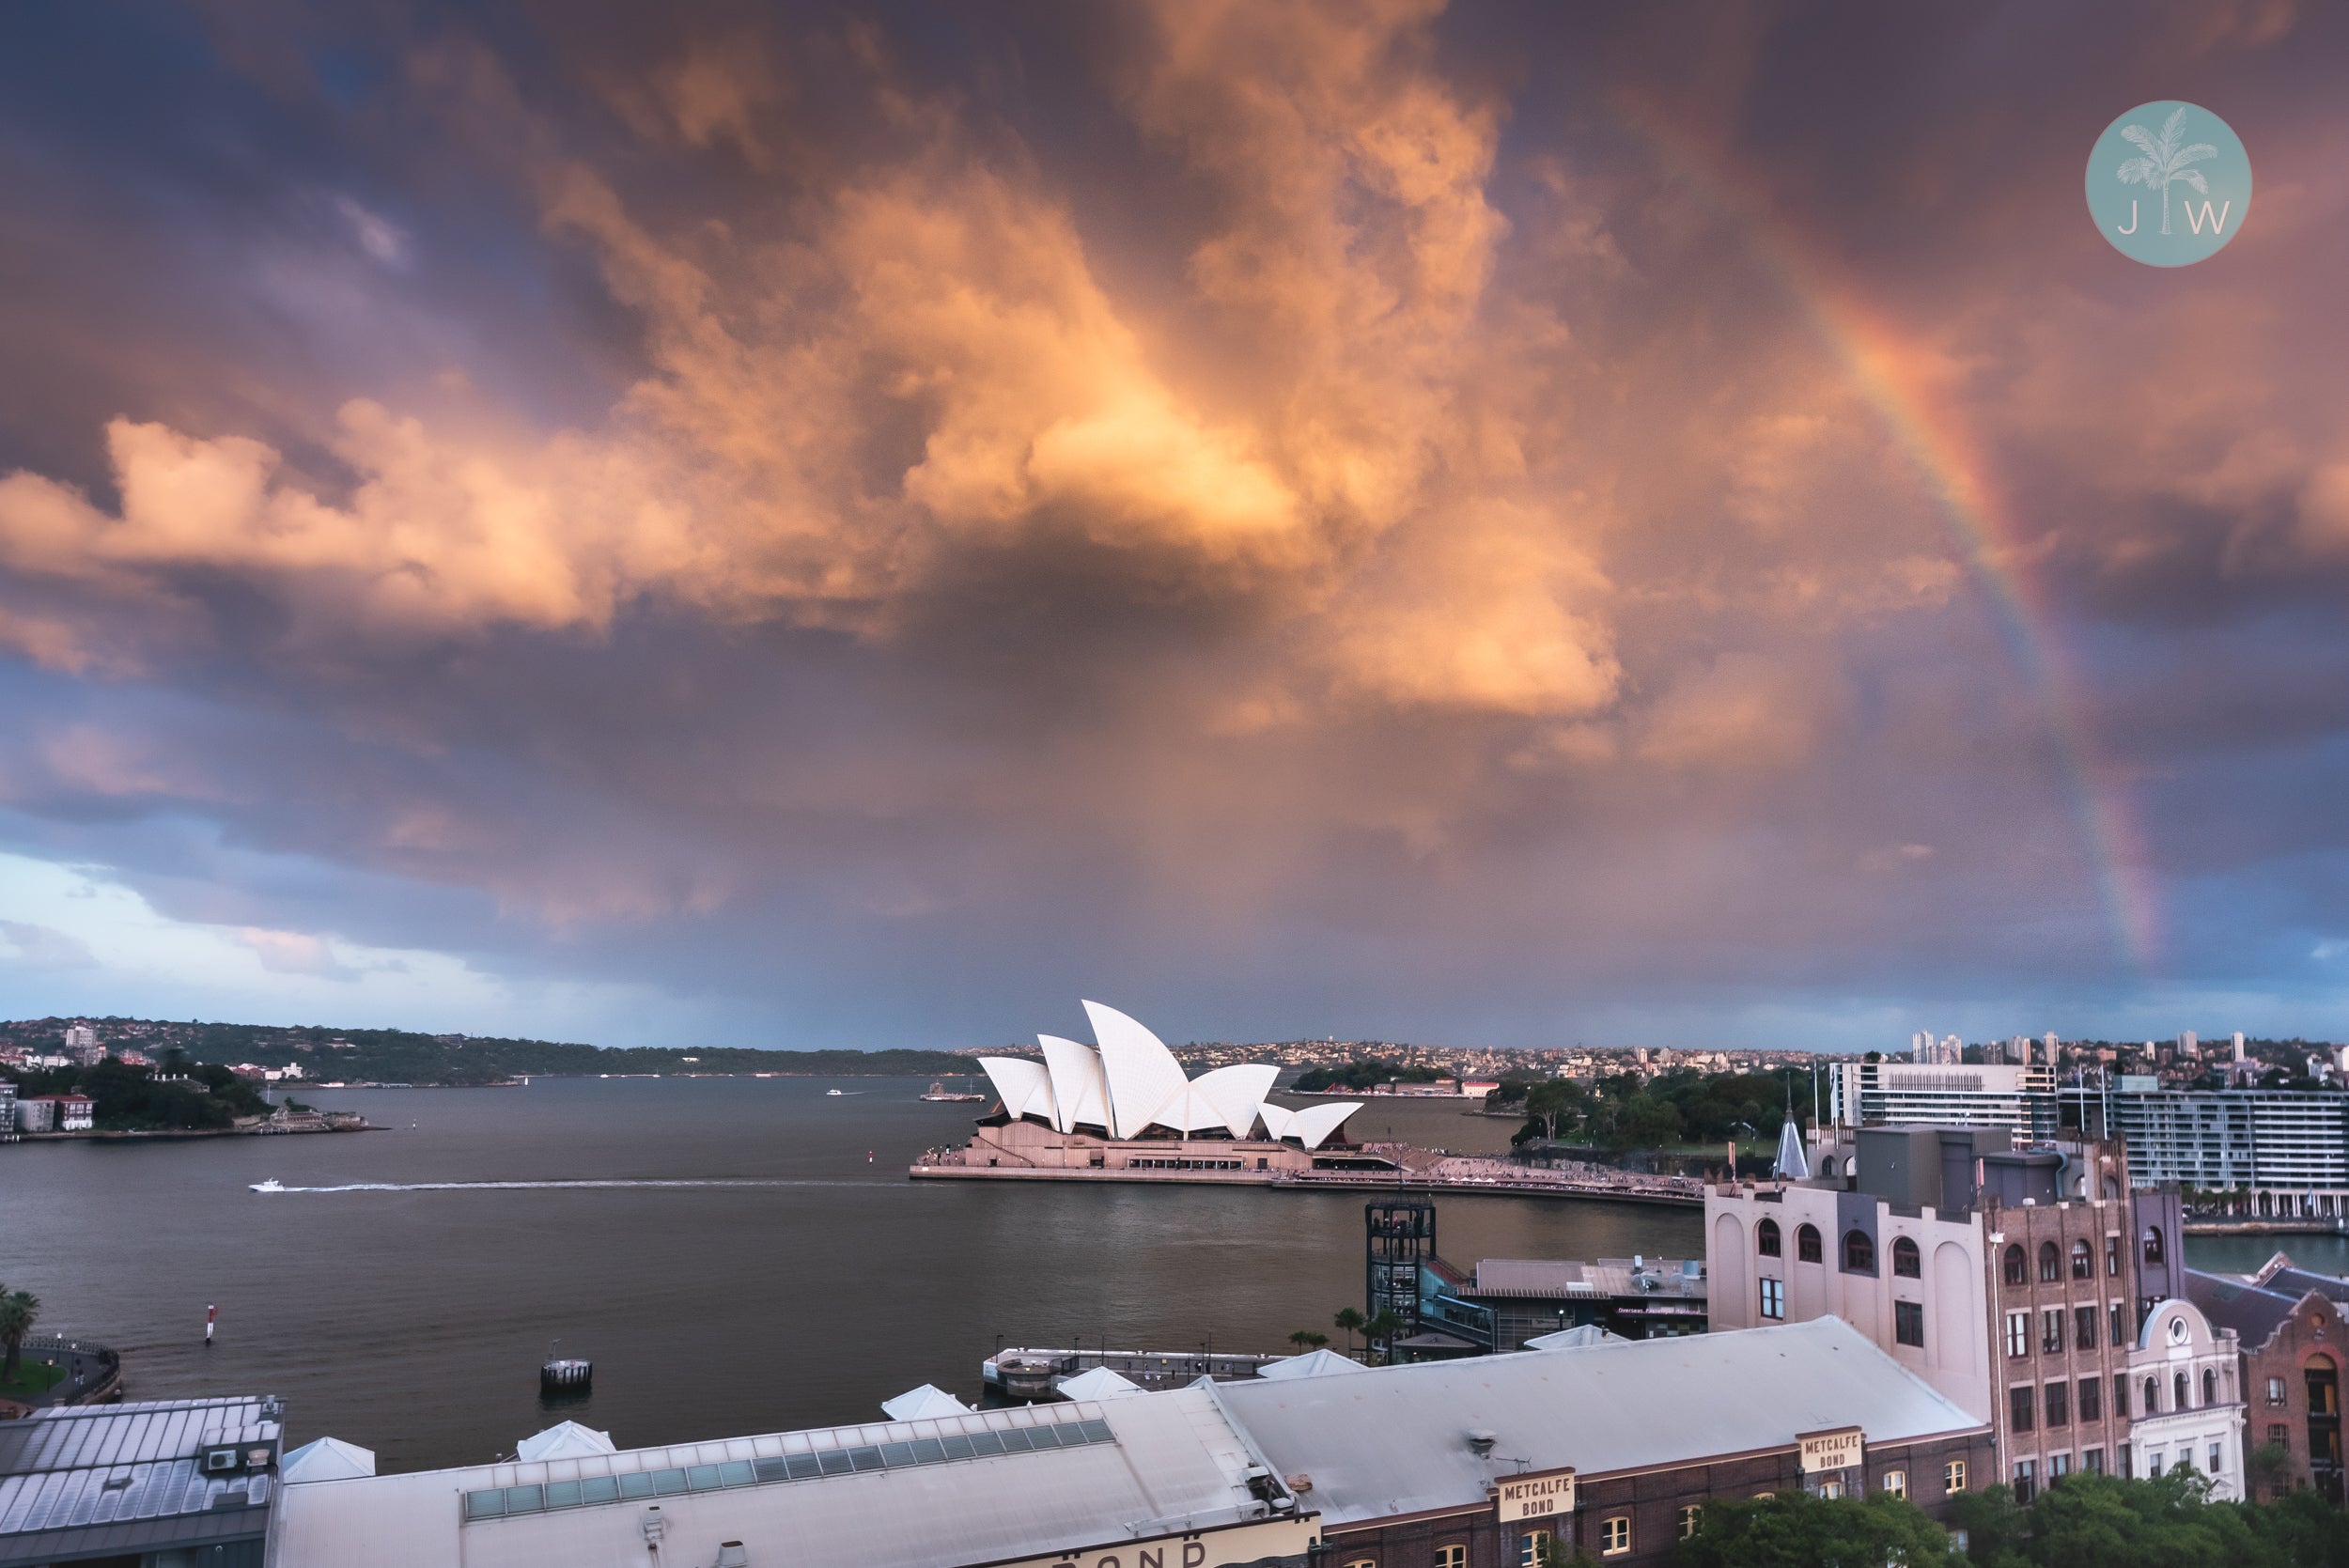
[909,1145,1703,1208]
[983,1346,1289,1401]
[2184,1216,2349,1236]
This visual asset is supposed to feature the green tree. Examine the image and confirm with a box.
[2012,1468,2269,1568]
[1287,1329,1315,1352]
[0,1289,39,1384]
[1364,1309,1403,1364]
[1332,1306,1365,1354]
[1672,1489,1959,1568]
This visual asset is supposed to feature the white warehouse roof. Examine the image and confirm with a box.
[1216,1317,1984,1527]
[272,1385,1309,1568]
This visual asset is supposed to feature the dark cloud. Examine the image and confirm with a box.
[0,0,2344,1049]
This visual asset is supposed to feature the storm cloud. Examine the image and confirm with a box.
[1,0,2344,1048]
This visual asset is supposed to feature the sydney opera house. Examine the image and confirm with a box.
[916,1001,1384,1181]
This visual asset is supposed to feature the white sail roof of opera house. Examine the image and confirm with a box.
[975,1001,1361,1148]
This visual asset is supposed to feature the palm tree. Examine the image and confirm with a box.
[0,1288,39,1385]
[1302,1332,1328,1351]
[1365,1309,1404,1365]
[2116,105,2217,236]
[1287,1328,1315,1352]
[1332,1306,1364,1355]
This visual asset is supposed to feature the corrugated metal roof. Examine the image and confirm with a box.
[1217,1317,1983,1527]
[2185,1268,2299,1346]
[272,1384,1303,1568]
[1464,1257,1704,1300]
[0,1395,278,1559]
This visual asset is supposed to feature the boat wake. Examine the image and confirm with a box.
[250,1177,888,1195]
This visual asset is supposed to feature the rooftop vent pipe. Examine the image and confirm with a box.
[715,1545,750,1568]
[1467,1430,1497,1458]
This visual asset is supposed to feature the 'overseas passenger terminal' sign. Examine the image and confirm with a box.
[1496,1468,1578,1523]
[1798,1428,1865,1473]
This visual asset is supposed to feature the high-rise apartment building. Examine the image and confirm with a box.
[1827,1060,2059,1138]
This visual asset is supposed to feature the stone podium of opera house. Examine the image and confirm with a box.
[913,1001,1395,1182]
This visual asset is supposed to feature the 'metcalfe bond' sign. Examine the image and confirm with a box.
[1496,1468,1577,1523]
[1797,1427,1864,1474]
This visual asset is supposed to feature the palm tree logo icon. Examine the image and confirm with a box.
[2114,106,2217,237]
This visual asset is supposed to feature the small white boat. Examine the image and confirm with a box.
[250,1178,285,1193]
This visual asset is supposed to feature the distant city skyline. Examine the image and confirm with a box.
[2,5,2345,1052]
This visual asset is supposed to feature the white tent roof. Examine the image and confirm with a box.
[1521,1324,1621,1350]
[879,1384,974,1421]
[1053,1365,1144,1401]
[1254,1348,1365,1381]
[514,1421,617,1462]
[281,1436,378,1483]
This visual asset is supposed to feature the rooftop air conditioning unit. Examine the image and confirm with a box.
[202,1447,242,1474]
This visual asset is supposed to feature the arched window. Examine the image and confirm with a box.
[2142,1225,2166,1264]
[1757,1218,1781,1258]
[1844,1230,1875,1272]
[1797,1224,1823,1263]
[1821,1156,1840,1179]
[2144,1376,2160,1413]
[2202,1367,2217,1405]
[2175,1371,2190,1410]
[2071,1240,2093,1280]
[2038,1241,2061,1282]
[2003,1244,2027,1286]
[1891,1236,1921,1279]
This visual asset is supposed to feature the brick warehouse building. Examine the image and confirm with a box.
[2189,1256,2348,1505]
[1217,1317,1993,1566]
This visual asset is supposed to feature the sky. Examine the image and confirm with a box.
[0,0,2345,1053]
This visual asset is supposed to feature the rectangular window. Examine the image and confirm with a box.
[1759,1277,1784,1320]
[2113,1376,2129,1419]
[2049,1452,2070,1479]
[2046,1381,2069,1427]
[2042,1309,2064,1354]
[2106,1235,2122,1276]
[1678,1504,1701,1541]
[2014,1460,2036,1505]
[1952,1529,1970,1554]
[2083,1448,2104,1475]
[2120,1446,2133,1479]
[1816,1477,1844,1499]
[2076,1306,2097,1350]
[1881,1469,1906,1499]
[2110,1302,2126,1346]
[2006,1312,2030,1358]
[1519,1530,1551,1568]
[1944,1460,1967,1493]
[2078,1377,2101,1422]
[2268,1423,2290,1447]
[1895,1300,1924,1347]
[1601,1516,1631,1557]
[1437,1547,1467,1568]
[2011,1385,2035,1432]
[2149,1448,2165,1475]
[2268,1375,2287,1405]
[2210,1443,2224,1473]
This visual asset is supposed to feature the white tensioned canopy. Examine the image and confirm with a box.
[975,1001,1361,1148]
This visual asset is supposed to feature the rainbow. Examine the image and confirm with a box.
[1610,90,2158,973]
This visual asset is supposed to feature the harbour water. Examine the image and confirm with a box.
[6,1075,2323,1473]
[0,1077,1698,1471]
